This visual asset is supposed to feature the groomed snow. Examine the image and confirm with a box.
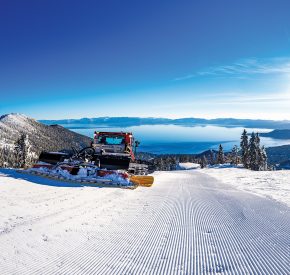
[0,168,289,274]
[200,166,290,207]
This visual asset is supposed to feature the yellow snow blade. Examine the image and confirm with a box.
[130,175,154,187]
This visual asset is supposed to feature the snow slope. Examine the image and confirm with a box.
[200,167,290,207]
[0,168,289,274]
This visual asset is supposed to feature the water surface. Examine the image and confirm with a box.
[61,124,290,154]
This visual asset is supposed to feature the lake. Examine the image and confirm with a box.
[61,124,290,154]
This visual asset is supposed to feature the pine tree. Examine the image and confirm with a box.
[255,132,262,170]
[246,132,268,171]
[14,134,26,168]
[249,132,259,170]
[24,135,37,167]
[217,144,224,164]
[255,132,260,147]
[200,155,208,168]
[159,157,166,171]
[240,129,249,168]
[259,146,268,171]
[183,155,189,163]
[209,150,215,165]
[231,145,239,166]
[0,147,3,167]
[0,144,13,167]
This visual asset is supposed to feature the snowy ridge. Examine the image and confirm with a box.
[0,113,35,132]
[0,169,289,274]
[0,113,37,142]
[0,113,92,166]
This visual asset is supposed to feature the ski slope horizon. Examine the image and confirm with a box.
[0,167,289,274]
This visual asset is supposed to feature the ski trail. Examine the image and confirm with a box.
[0,170,289,274]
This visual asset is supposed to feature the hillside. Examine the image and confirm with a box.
[260,129,290,139]
[0,114,92,165]
[266,144,290,167]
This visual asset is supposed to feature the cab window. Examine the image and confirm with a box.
[98,136,125,145]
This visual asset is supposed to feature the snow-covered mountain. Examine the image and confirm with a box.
[0,113,92,165]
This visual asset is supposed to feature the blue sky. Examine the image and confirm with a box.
[1,0,290,119]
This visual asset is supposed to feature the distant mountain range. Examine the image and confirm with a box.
[40,116,290,129]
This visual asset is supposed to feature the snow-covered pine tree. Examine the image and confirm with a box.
[0,144,13,167]
[259,145,268,171]
[209,150,215,165]
[249,132,260,170]
[255,132,260,144]
[171,156,179,170]
[254,132,268,171]
[255,132,262,170]
[217,144,224,164]
[240,129,249,168]
[6,145,15,167]
[0,147,4,167]
[247,132,268,171]
[159,157,165,171]
[24,134,37,167]
[230,145,239,166]
[14,134,26,168]
[200,155,208,168]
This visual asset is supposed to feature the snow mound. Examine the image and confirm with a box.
[178,162,200,170]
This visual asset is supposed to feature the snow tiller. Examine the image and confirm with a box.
[22,131,154,188]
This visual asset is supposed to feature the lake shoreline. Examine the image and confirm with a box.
[58,124,290,155]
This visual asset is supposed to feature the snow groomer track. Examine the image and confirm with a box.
[0,169,289,274]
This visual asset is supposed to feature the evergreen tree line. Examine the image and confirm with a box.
[0,134,38,168]
[199,130,268,170]
[240,129,267,171]
[145,129,268,171]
